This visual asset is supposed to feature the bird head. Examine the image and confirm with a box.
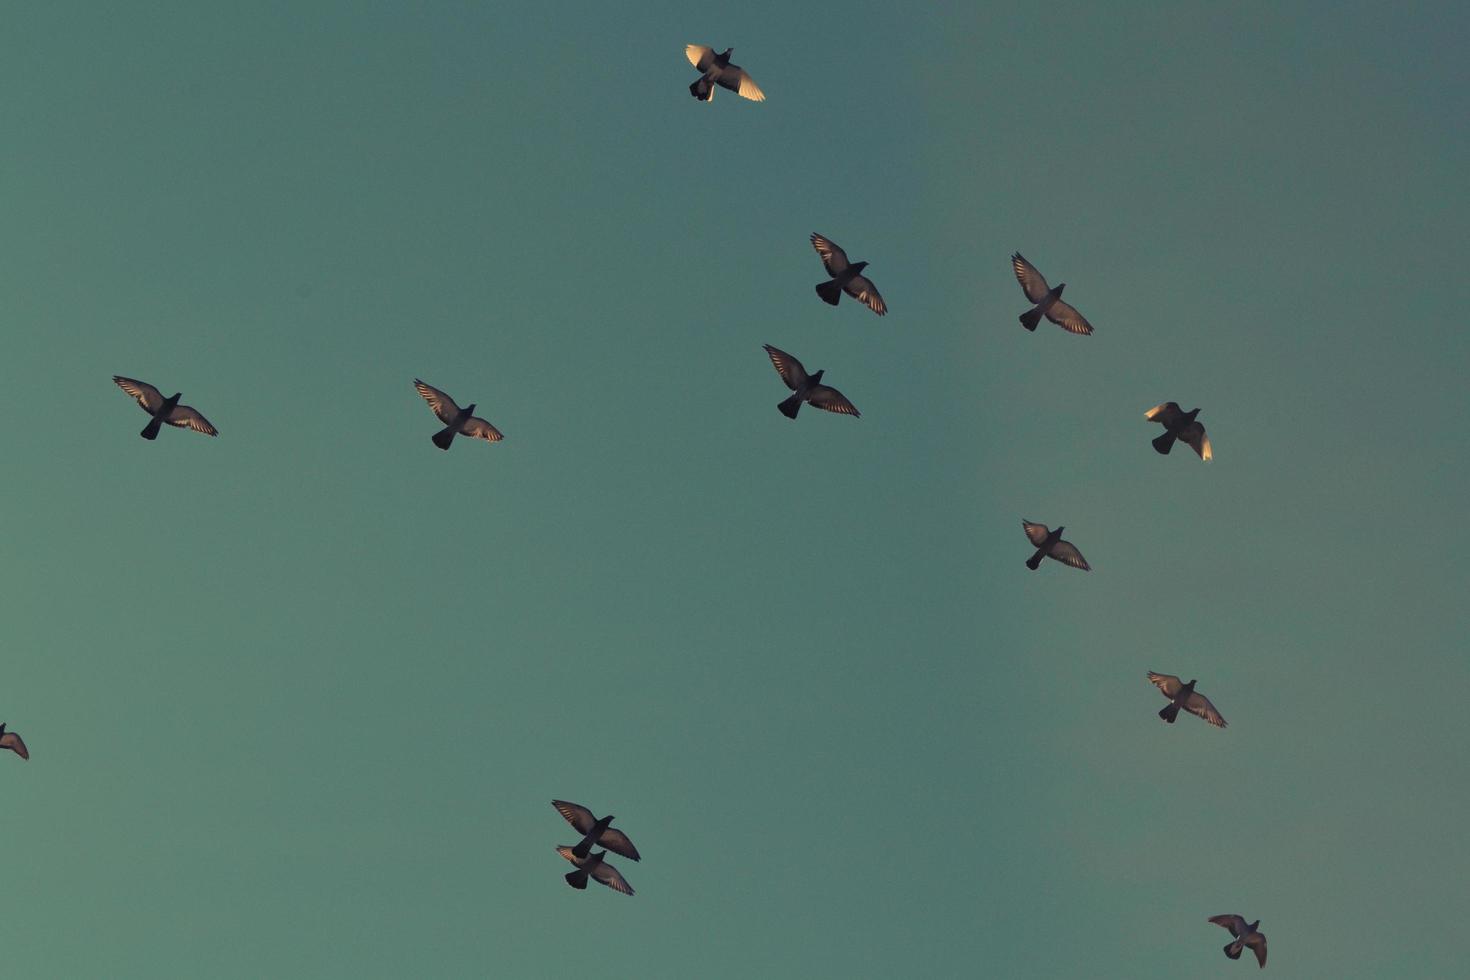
[1054,283,1066,295]
[465,403,477,415]
[809,369,824,384]
[1053,526,1065,537]
[1186,408,1201,421]
[1184,679,1197,690]
[0,724,6,735]
[1248,920,1260,932]
[852,261,869,272]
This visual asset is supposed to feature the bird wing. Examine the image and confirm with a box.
[165,406,218,436]
[843,274,886,316]
[715,65,765,102]
[810,233,849,275]
[1048,540,1091,570]
[0,731,28,760]
[1180,422,1212,461]
[1147,672,1184,698]
[590,859,635,896]
[1011,252,1051,303]
[598,828,641,861]
[461,417,504,443]
[555,845,584,866]
[551,801,598,836]
[1184,691,1227,728]
[808,384,860,418]
[1209,915,1247,937]
[1144,402,1183,426]
[685,44,716,72]
[1022,521,1051,546]
[414,380,462,424]
[113,375,165,413]
[763,344,807,391]
[1045,298,1094,335]
[1244,932,1266,967]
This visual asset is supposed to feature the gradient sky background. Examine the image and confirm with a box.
[2,2,1467,977]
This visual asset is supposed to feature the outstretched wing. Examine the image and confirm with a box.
[0,731,29,760]
[166,406,218,436]
[763,344,807,391]
[716,65,764,102]
[1184,691,1227,728]
[1209,914,1248,937]
[414,380,461,424]
[1179,422,1212,461]
[1146,672,1184,699]
[461,417,504,443]
[844,274,886,316]
[551,801,598,836]
[1144,402,1184,426]
[1244,932,1266,968]
[590,860,635,896]
[808,384,860,418]
[1011,253,1051,303]
[810,233,849,276]
[598,828,641,862]
[113,376,165,413]
[685,44,716,72]
[1048,540,1091,570]
[1022,521,1051,546]
[1045,298,1094,335]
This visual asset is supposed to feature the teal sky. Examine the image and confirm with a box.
[3,2,1467,976]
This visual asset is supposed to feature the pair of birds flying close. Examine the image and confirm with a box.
[552,800,639,896]
[1210,915,1267,968]
[1147,672,1227,728]
[113,377,218,440]
[763,345,859,420]
[0,723,27,761]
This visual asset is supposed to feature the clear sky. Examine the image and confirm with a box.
[2,2,1467,976]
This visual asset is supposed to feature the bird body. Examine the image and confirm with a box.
[1145,402,1212,460]
[1209,915,1266,967]
[1148,672,1227,728]
[1021,520,1090,571]
[810,234,886,315]
[685,45,764,102]
[414,380,503,450]
[113,376,218,439]
[1011,253,1093,334]
[763,345,860,420]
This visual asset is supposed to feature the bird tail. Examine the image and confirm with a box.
[778,392,802,420]
[1019,307,1042,331]
[565,869,589,890]
[1224,940,1243,960]
[1159,703,1182,724]
[815,280,842,306]
[1152,431,1177,455]
[690,77,713,101]
[140,416,164,440]
[431,426,457,450]
[1025,549,1045,571]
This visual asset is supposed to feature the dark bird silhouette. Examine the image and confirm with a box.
[551,800,641,861]
[1147,672,1227,728]
[556,847,635,896]
[685,45,764,102]
[1021,521,1090,571]
[414,380,503,451]
[1209,915,1267,968]
[1145,402,1212,460]
[810,234,886,315]
[0,723,28,761]
[1010,253,1093,334]
[763,345,860,420]
[112,377,218,440]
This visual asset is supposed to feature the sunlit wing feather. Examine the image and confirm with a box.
[1180,423,1211,461]
[1045,298,1094,335]
[762,344,806,390]
[414,380,461,424]
[808,384,860,417]
[715,66,764,102]
[810,233,848,275]
[1145,402,1183,425]
[1184,691,1227,728]
[685,44,715,71]
[845,274,886,316]
[165,405,217,436]
[113,375,165,413]
[1011,253,1051,303]
[1048,540,1091,570]
[590,860,635,896]
[1147,672,1184,698]
[1023,521,1051,546]
[552,801,597,836]
[461,417,504,443]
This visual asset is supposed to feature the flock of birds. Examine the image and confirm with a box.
[4,41,1273,972]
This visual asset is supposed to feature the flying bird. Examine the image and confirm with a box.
[1145,402,1212,460]
[1010,253,1093,335]
[0,723,28,761]
[551,800,641,861]
[1147,673,1227,728]
[1209,915,1267,968]
[810,234,886,315]
[1021,521,1090,571]
[112,376,218,440]
[555,847,635,896]
[762,345,860,420]
[414,380,503,451]
[685,45,764,102]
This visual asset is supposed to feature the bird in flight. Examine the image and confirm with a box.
[0,723,28,761]
[551,800,641,861]
[810,234,886,315]
[112,376,218,440]
[762,345,860,420]
[1147,672,1227,728]
[685,45,764,103]
[556,847,635,896]
[413,380,503,451]
[1010,253,1093,335]
[1021,521,1090,571]
[1209,915,1267,968]
[1145,402,1212,461]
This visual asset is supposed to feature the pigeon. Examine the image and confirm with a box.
[1010,253,1093,335]
[413,380,503,451]
[1209,915,1267,968]
[551,800,641,861]
[1147,673,1227,728]
[1145,402,1212,461]
[0,723,28,761]
[555,847,634,896]
[1021,521,1090,571]
[810,234,886,315]
[762,345,860,420]
[112,376,218,440]
[685,45,764,102]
